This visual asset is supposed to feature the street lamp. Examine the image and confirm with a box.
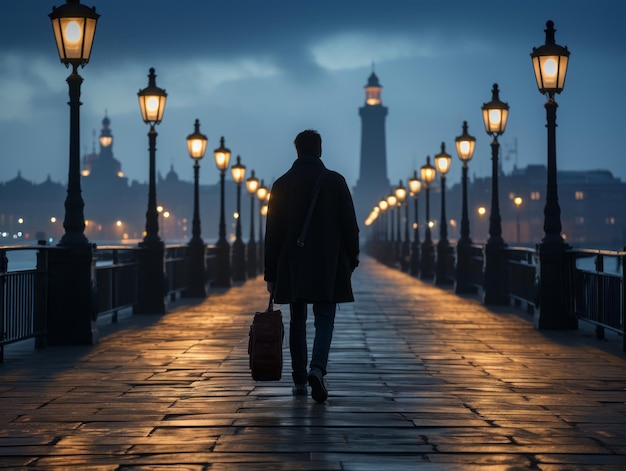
[245,170,259,278]
[256,180,269,274]
[49,0,99,246]
[420,156,436,280]
[455,120,477,294]
[434,142,453,286]
[231,155,246,282]
[408,172,422,276]
[386,192,397,267]
[138,68,167,246]
[481,83,509,305]
[184,119,208,298]
[378,198,389,264]
[260,199,269,272]
[514,196,523,244]
[135,68,168,314]
[47,0,99,345]
[395,181,409,271]
[213,136,232,287]
[531,20,575,329]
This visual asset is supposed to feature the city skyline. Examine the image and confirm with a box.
[1,1,625,192]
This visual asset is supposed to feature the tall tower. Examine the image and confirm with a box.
[353,72,390,228]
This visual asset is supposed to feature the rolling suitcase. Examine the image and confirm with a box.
[248,294,284,381]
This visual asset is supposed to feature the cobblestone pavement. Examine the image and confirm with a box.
[1,256,625,470]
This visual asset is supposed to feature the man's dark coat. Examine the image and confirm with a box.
[264,155,359,304]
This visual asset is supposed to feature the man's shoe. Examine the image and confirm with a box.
[292,384,307,396]
[307,368,328,403]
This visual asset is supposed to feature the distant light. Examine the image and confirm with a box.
[116,220,122,227]
[163,211,170,218]
[18,218,24,224]
[50,217,57,223]
[234,211,240,219]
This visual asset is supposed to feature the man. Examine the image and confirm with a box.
[264,129,359,403]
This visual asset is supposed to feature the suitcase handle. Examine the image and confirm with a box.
[267,290,274,312]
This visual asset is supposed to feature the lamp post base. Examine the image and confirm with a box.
[46,244,99,345]
[135,242,167,314]
[246,241,257,278]
[455,241,478,294]
[483,241,509,305]
[435,241,455,286]
[409,241,420,277]
[232,239,246,282]
[534,241,578,330]
[214,238,231,288]
[183,238,207,298]
[420,239,435,281]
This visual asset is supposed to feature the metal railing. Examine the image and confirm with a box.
[0,247,47,362]
[367,239,625,351]
[505,246,538,314]
[1,243,218,362]
[570,249,625,345]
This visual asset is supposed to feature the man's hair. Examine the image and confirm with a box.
[294,129,322,158]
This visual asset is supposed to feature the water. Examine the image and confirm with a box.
[3,249,38,271]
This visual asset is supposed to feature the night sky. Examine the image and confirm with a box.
[1,0,624,192]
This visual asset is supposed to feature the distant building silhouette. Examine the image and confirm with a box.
[2,113,626,251]
[352,71,390,227]
[445,165,626,249]
[0,114,240,245]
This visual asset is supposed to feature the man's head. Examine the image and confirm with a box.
[294,129,322,158]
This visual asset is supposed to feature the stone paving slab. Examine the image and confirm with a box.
[1,256,625,469]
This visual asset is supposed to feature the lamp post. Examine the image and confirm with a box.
[386,193,397,267]
[481,83,509,305]
[184,119,208,298]
[256,180,269,274]
[135,68,168,315]
[531,20,576,329]
[408,172,422,277]
[231,156,246,282]
[47,0,99,345]
[49,0,99,247]
[260,200,269,272]
[514,196,523,244]
[395,181,409,271]
[378,198,389,263]
[245,170,259,278]
[420,157,436,280]
[434,142,454,286]
[365,206,380,255]
[213,137,232,287]
[455,121,477,294]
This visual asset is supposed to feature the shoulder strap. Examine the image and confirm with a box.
[297,171,326,247]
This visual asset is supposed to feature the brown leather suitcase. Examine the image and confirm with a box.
[248,297,284,381]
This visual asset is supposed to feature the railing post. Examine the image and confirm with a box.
[46,244,99,345]
[112,249,119,323]
[622,250,626,352]
[34,246,48,349]
[595,254,605,340]
[0,249,6,362]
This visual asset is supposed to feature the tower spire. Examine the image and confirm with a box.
[353,71,390,226]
